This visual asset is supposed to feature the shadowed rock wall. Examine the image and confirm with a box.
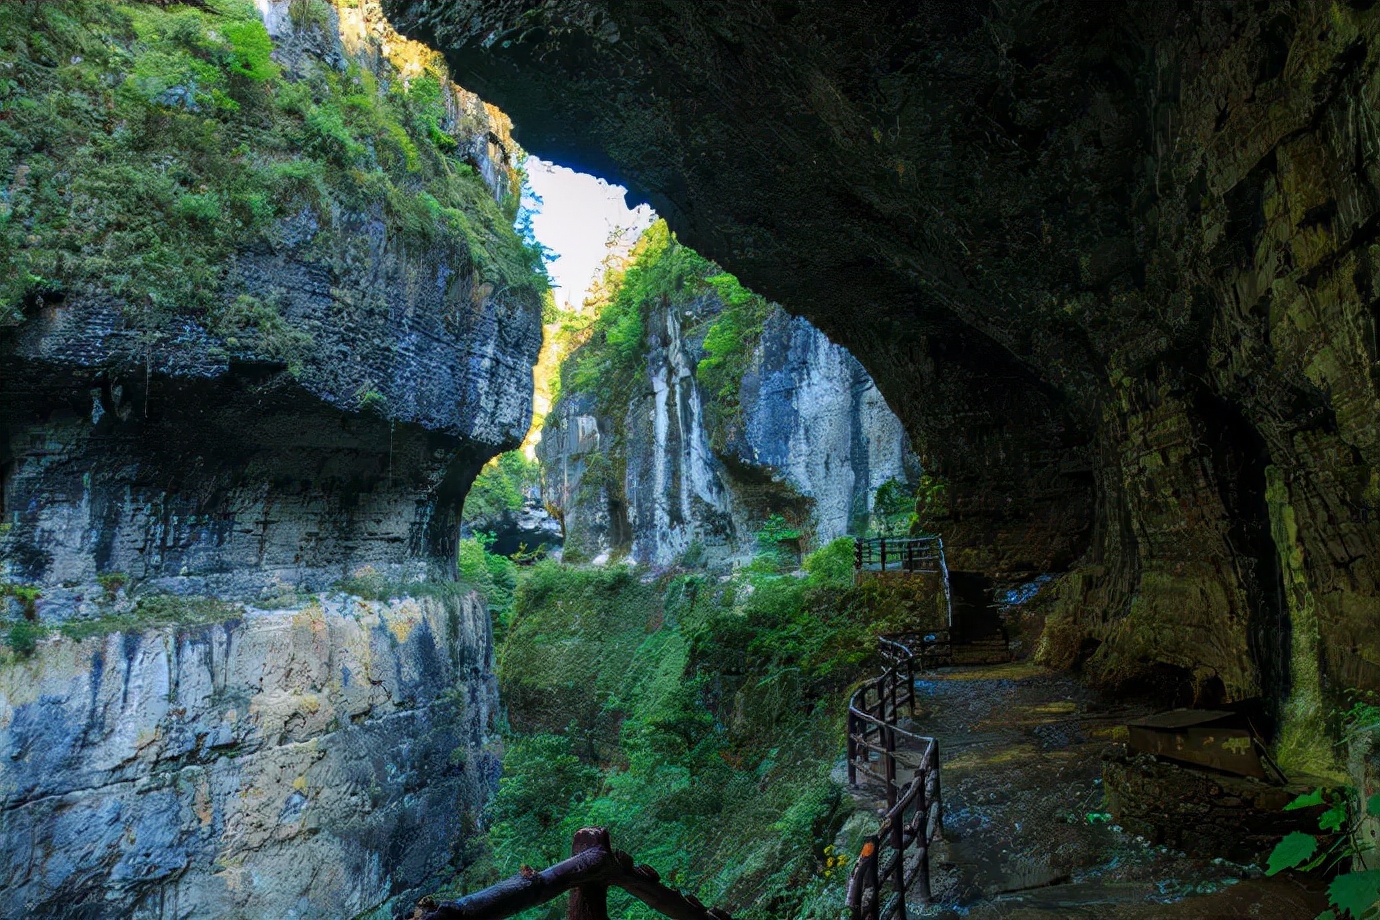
[387,1,1380,727]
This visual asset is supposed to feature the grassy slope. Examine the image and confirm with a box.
[0,0,542,340]
[451,541,929,919]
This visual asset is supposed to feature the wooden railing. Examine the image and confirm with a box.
[854,536,943,574]
[845,636,944,920]
[412,827,733,920]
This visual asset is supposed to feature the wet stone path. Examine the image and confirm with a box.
[851,661,1327,919]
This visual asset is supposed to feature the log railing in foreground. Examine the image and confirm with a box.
[411,827,732,920]
[418,639,941,920]
[845,635,943,920]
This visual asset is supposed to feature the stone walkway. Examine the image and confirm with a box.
[851,661,1327,919]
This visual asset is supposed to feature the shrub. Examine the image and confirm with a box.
[5,619,46,657]
[0,582,41,620]
[97,572,128,601]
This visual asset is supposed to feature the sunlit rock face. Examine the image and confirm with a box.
[0,591,498,919]
[390,1,1380,717]
[539,296,917,567]
[0,0,542,617]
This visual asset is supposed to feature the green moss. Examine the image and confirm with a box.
[57,594,242,641]
[333,571,470,604]
[0,0,544,334]
[1266,466,1344,781]
[213,294,313,373]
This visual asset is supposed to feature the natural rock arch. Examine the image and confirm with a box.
[385,0,1380,728]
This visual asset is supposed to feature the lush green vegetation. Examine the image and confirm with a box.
[868,478,916,536]
[443,538,927,919]
[909,474,949,534]
[695,268,773,421]
[464,451,541,523]
[458,533,520,635]
[562,219,771,434]
[0,0,544,335]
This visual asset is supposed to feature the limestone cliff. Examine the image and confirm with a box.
[539,226,917,566]
[0,590,497,919]
[0,2,534,914]
[387,1,1380,741]
[0,0,544,613]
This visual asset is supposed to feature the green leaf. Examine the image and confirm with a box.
[1286,788,1327,811]
[1316,911,1336,920]
[1367,794,1380,818]
[1328,870,1380,919]
[1267,832,1318,876]
[1320,803,1349,832]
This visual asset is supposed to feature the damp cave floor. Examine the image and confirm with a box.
[845,661,1328,919]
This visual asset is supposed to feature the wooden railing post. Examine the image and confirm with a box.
[891,814,907,918]
[879,537,887,572]
[866,841,881,920]
[906,657,917,715]
[914,778,932,904]
[884,721,897,809]
[846,711,857,785]
[568,828,611,920]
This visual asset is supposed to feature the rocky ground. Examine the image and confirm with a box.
[849,662,1328,919]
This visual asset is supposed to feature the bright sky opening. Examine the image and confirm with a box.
[524,157,655,310]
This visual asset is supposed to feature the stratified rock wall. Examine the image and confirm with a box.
[740,309,918,544]
[0,591,498,919]
[0,0,543,617]
[539,297,917,566]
